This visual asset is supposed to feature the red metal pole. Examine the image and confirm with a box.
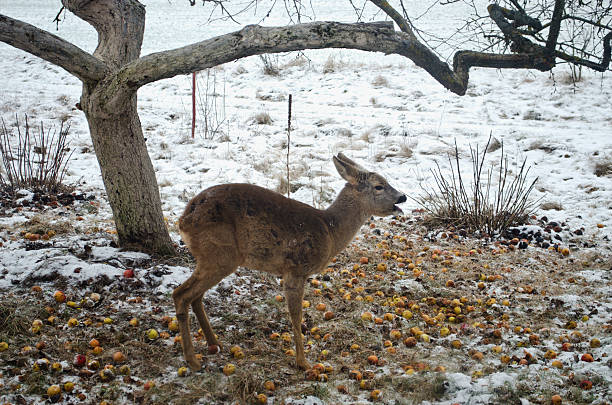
[191,72,196,138]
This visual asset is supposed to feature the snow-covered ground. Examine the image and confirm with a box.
[0,1,610,404]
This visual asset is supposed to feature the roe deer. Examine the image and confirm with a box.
[173,153,406,370]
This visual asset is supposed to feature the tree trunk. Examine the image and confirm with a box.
[82,91,175,256]
[67,0,175,256]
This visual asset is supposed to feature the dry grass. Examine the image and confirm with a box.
[20,214,75,235]
[399,144,414,159]
[0,295,44,340]
[322,55,339,74]
[372,75,390,88]
[594,158,612,177]
[283,55,310,69]
[540,201,563,211]
[275,162,309,195]
[252,112,273,125]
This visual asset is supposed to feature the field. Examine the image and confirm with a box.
[0,1,611,404]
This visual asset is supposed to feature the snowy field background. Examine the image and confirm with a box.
[2,0,610,234]
[0,1,610,404]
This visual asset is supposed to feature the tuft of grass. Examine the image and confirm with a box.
[594,158,612,177]
[415,135,539,235]
[523,110,542,120]
[298,383,330,401]
[372,75,390,88]
[0,296,45,340]
[391,373,448,404]
[322,55,339,74]
[283,55,309,69]
[22,371,48,396]
[228,370,262,403]
[252,112,273,125]
[399,144,414,158]
[22,214,75,236]
[540,201,563,211]
[492,381,523,404]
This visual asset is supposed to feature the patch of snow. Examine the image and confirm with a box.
[284,396,325,405]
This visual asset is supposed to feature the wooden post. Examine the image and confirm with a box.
[191,72,196,138]
[286,94,292,198]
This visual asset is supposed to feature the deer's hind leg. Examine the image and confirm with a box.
[191,294,219,348]
[173,252,238,371]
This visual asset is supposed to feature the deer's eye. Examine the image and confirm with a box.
[375,185,384,191]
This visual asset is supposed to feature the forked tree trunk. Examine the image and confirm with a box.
[68,0,175,255]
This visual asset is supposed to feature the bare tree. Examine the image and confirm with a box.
[370,0,610,92]
[0,0,608,255]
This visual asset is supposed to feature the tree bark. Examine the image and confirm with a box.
[82,94,175,255]
[63,0,175,255]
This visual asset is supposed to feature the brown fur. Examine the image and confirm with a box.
[173,153,406,370]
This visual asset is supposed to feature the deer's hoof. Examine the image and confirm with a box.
[186,358,202,371]
[297,359,312,370]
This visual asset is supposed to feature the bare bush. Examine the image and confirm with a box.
[196,69,227,140]
[0,115,73,195]
[416,136,539,235]
[259,54,280,76]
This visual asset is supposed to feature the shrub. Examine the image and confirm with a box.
[0,115,73,196]
[259,55,280,76]
[416,136,539,235]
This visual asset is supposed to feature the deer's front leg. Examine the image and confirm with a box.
[284,274,311,370]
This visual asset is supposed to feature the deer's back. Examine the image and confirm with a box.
[179,184,333,275]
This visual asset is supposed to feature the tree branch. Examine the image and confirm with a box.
[368,0,416,39]
[563,15,612,32]
[555,31,612,72]
[0,14,109,83]
[546,0,565,52]
[97,20,467,111]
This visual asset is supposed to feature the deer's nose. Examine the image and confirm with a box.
[397,195,407,204]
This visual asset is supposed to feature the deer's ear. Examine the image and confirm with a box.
[336,152,366,172]
[333,154,360,185]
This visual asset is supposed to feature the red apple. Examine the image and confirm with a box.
[123,269,135,278]
[73,354,86,367]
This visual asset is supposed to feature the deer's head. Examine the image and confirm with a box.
[333,153,406,217]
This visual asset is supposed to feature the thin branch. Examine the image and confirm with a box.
[563,14,612,32]
[53,6,65,30]
[554,31,612,71]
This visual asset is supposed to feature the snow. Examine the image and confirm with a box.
[284,396,325,405]
[1,3,610,237]
[0,1,610,404]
